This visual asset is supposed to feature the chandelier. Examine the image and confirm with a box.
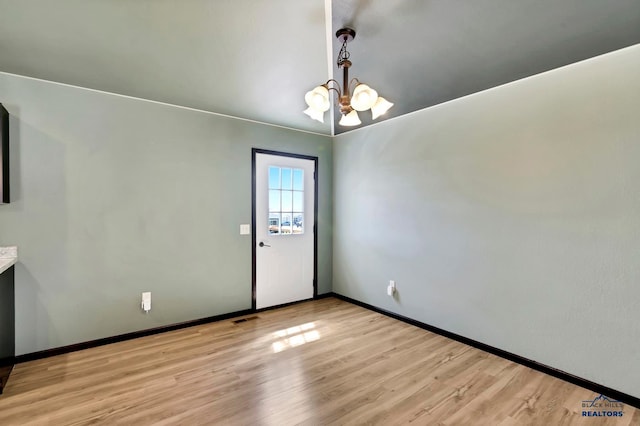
[304,28,393,127]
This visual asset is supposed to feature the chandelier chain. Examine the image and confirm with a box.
[337,38,350,68]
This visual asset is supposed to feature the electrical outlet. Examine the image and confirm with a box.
[141,292,151,312]
[387,280,396,297]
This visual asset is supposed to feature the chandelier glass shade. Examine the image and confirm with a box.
[339,110,361,126]
[304,28,393,127]
[350,84,378,111]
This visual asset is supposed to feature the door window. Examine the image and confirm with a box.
[268,166,304,235]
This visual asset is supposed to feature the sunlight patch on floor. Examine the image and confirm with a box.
[271,322,321,353]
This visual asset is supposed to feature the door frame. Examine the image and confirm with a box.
[251,148,319,310]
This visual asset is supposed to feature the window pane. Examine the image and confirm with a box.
[269,166,280,189]
[293,169,304,191]
[293,191,303,212]
[282,168,292,190]
[282,191,292,212]
[266,167,304,237]
[269,190,280,212]
[281,213,292,234]
[269,214,280,235]
[293,213,304,234]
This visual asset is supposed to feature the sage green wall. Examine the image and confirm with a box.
[0,73,332,356]
[333,45,640,398]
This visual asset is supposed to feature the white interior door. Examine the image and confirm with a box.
[255,152,315,309]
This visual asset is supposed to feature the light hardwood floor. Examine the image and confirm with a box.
[0,298,637,425]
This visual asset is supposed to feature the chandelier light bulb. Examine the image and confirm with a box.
[339,110,361,126]
[371,97,394,120]
[350,84,378,111]
[303,106,325,123]
[304,86,330,112]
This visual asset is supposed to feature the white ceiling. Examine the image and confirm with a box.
[1,0,639,136]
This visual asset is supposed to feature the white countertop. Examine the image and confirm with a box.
[0,246,17,275]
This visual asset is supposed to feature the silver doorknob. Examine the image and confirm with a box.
[259,242,271,247]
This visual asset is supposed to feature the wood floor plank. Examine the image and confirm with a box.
[0,298,636,425]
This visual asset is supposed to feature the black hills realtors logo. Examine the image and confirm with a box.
[581,394,624,418]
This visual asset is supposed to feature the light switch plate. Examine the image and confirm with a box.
[240,224,251,235]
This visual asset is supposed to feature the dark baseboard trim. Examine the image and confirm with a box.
[17,292,636,409]
[315,292,334,299]
[15,295,334,364]
[254,293,333,313]
[15,308,254,364]
[330,292,640,410]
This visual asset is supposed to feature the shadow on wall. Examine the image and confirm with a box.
[14,264,58,356]
[5,113,68,355]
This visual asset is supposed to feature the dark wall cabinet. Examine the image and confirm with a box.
[0,266,15,394]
